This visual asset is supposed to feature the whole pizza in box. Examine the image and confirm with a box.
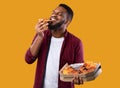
[59,62,102,82]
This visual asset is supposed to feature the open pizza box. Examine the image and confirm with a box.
[59,62,102,82]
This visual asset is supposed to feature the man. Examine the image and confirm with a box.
[25,4,84,88]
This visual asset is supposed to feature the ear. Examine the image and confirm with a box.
[64,20,71,27]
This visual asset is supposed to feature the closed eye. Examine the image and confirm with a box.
[51,10,63,16]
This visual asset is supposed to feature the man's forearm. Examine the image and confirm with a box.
[30,34,43,57]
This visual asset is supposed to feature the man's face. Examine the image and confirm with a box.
[48,6,68,30]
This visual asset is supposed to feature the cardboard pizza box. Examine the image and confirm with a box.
[59,62,102,82]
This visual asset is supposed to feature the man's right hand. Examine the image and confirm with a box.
[35,19,49,37]
[29,19,49,57]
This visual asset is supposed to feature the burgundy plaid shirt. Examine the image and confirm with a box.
[25,30,84,88]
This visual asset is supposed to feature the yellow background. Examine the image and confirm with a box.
[0,0,120,88]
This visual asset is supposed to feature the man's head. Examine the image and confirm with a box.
[59,4,73,21]
[48,4,74,30]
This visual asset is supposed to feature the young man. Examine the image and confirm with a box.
[25,4,84,88]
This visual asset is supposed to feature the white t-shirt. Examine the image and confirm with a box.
[43,36,64,88]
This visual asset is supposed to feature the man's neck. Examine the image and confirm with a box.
[51,28,65,38]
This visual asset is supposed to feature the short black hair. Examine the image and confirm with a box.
[59,4,74,21]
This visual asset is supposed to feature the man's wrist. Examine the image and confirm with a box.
[37,33,44,39]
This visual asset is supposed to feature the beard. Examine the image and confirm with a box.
[48,20,65,30]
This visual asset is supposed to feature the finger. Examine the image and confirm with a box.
[38,19,48,28]
[74,79,79,84]
[37,19,44,26]
[73,76,79,84]
[39,23,49,30]
[79,77,84,84]
[37,23,48,32]
[35,22,42,29]
[35,19,49,32]
[37,29,44,33]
